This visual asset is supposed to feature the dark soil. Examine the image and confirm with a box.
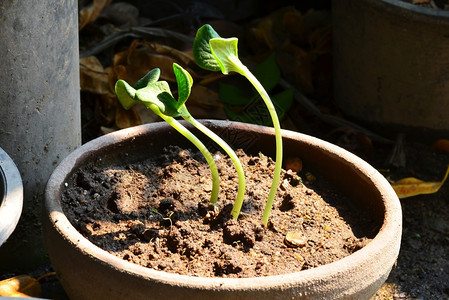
[61,145,376,278]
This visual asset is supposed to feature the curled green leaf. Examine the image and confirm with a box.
[115,80,138,110]
[173,63,193,106]
[193,24,221,71]
[134,68,161,89]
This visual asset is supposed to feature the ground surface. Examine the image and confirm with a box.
[369,142,449,299]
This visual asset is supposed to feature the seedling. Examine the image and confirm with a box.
[151,207,175,228]
[116,68,219,204]
[115,65,245,217]
[115,24,283,226]
[193,24,283,226]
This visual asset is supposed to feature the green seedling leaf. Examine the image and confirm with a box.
[193,24,221,71]
[173,63,193,106]
[135,81,180,117]
[209,37,243,75]
[130,65,195,117]
[255,54,281,93]
[134,68,161,90]
[115,80,138,110]
[218,82,251,106]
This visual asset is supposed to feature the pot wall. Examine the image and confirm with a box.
[44,120,402,300]
[0,147,23,247]
[0,0,80,271]
[333,0,449,140]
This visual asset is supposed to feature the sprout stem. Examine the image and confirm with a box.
[225,59,283,226]
[181,108,246,219]
[244,70,282,226]
[154,105,220,205]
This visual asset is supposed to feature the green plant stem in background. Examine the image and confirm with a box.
[152,104,220,205]
[179,106,246,218]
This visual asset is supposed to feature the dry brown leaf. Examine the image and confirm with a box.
[246,6,332,99]
[108,40,223,128]
[308,24,332,56]
[151,43,194,66]
[251,18,275,50]
[392,165,449,199]
[80,56,111,95]
[112,41,174,85]
[79,0,112,30]
[432,139,449,152]
[248,6,306,52]
[112,49,129,70]
[282,9,309,45]
[277,46,314,95]
[115,104,141,129]
[0,275,41,297]
[189,85,222,109]
[111,40,201,87]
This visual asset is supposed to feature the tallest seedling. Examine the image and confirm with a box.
[193,24,283,226]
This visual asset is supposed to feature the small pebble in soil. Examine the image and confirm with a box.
[285,231,307,248]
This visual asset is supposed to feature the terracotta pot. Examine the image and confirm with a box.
[0,147,23,246]
[44,120,402,299]
[333,0,449,141]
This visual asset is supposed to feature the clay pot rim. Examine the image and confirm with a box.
[370,0,449,20]
[45,120,402,290]
[0,147,23,246]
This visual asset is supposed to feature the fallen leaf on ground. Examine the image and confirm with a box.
[111,40,200,87]
[80,56,111,95]
[115,103,141,129]
[432,139,449,152]
[391,165,449,199]
[189,85,223,109]
[0,275,41,297]
[79,0,112,30]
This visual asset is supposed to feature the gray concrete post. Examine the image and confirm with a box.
[0,0,80,271]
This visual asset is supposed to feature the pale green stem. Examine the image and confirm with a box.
[152,105,220,204]
[180,106,246,219]
[226,56,283,226]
